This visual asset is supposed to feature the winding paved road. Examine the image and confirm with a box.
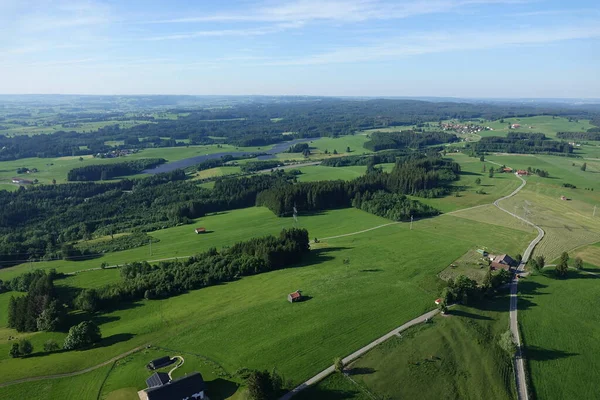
[493,173,544,400]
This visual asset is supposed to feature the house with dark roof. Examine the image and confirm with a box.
[493,254,515,266]
[147,356,173,370]
[138,372,206,400]
[146,372,170,388]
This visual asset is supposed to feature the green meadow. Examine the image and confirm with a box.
[0,207,534,395]
[519,269,600,399]
[301,297,515,400]
[478,116,594,139]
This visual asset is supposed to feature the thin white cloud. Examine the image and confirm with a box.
[252,23,600,66]
[146,0,530,24]
[144,22,305,41]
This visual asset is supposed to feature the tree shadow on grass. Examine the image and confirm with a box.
[295,388,363,400]
[346,367,376,376]
[448,309,492,320]
[359,268,383,273]
[460,171,484,176]
[524,345,579,361]
[96,333,136,348]
[206,378,240,400]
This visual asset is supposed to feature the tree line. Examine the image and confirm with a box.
[364,130,458,152]
[73,228,310,312]
[469,132,572,154]
[256,156,459,216]
[556,132,600,141]
[67,158,166,181]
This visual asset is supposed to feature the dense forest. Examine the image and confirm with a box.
[67,158,166,181]
[0,171,292,266]
[320,150,414,167]
[364,130,458,151]
[469,132,573,154]
[1,98,599,161]
[556,132,600,141]
[256,156,459,216]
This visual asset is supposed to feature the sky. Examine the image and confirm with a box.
[0,0,599,98]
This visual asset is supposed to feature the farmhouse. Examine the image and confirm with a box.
[490,262,511,271]
[492,254,515,266]
[138,372,206,400]
[194,227,206,234]
[511,123,521,129]
[502,167,513,173]
[516,170,528,176]
[288,290,303,303]
[147,356,173,370]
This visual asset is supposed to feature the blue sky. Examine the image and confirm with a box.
[1,0,599,97]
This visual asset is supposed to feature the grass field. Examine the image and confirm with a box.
[0,207,534,393]
[0,144,268,185]
[303,297,515,400]
[485,154,600,261]
[477,116,595,139]
[0,364,112,400]
[519,269,600,399]
[415,153,521,213]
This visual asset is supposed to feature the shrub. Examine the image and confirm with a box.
[63,321,101,350]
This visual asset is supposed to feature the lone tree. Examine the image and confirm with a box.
[581,162,587,172]
[63,320,101,350]
[334,357,344,372]
[555,252,570,278]
[346,146,351,153]
[15,339,33,357]
[475,178,482,185]
[574,257,583,270]
[489,167,495,178]
[536,255,545,270]
[479,155,485,162]
[246,369,282,400]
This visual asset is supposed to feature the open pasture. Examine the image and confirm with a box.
[0,210,533,389]
[300,297,514,400]
[519,270,600,399]
[415,153,521,213]
[478,116,594,139]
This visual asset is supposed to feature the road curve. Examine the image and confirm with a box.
[493,173,544,400]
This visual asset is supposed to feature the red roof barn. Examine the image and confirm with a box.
[194,227,206,234]
[287,290,303,303]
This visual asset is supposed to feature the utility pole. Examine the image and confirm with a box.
[410,215,413,230]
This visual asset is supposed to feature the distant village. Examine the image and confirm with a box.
[439,122,492,134]
[94,148,139,158]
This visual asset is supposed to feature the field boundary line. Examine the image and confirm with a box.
[278,308,439,400]
[0,345,146,388]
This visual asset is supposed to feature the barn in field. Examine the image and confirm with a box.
[288,290,303,303]
[194,227,206,234]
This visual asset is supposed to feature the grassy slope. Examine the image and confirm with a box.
[304,297,515,400]
[487,154,600,261]
[0,211,534,387]
[519,270,600,399]
[0,365,112,400]
[0,207,390,280]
